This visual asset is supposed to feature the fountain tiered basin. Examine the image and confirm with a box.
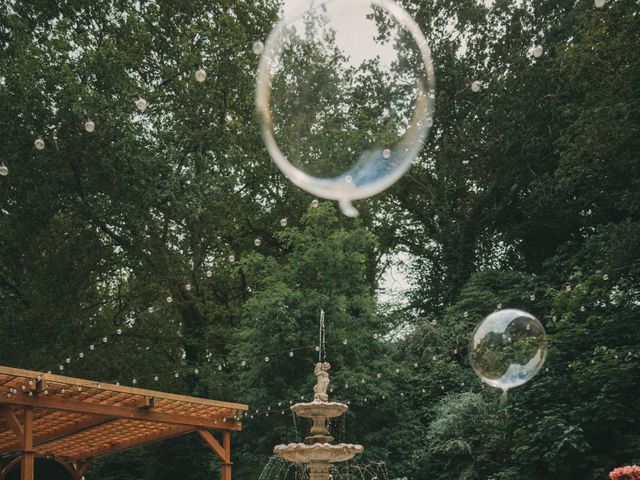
[273,363,363,480]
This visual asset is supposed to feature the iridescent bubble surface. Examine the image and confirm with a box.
[256,0,435,216]
[470,309,547,391]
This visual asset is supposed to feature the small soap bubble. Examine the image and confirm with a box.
[470,309,547,392]
[382,149,391,159]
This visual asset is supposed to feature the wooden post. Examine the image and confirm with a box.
[221,430,232,480]
[21,407,34,480]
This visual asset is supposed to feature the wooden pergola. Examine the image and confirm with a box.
[0,366,248,480]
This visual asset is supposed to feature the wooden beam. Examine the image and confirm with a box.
[75,459,92,480]
[0,416,116,455]
[0,456,21,480]
[222,430,232,480]
[21,407,34,480]
[73,425,195,460]
[0,366,248,411]
[0,407,24,446]
[198,430,228,462]
[0,395,242,431]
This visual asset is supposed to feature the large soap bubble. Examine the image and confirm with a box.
[256,0,436,217]
[470,309,547,398]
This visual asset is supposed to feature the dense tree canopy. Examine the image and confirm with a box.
[0,0,638,479]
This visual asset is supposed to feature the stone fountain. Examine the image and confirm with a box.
[273,362,363,480]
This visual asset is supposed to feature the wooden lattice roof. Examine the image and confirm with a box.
[0,365,247,463]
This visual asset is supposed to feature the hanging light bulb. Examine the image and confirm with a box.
[264,356,269,362]
[174,372,179,378]
[195,68,207,82]
[311,199,319,208]
[116,328,122,335]
[34,137,45,150]
[280,218,288,227]
[206,270,213,278]
[166,296,173,303]
[343,339,348,345]
[0,163,8,176]
[148,306,154,313]
[79,352,84,358]
[241,360,246,367]
[84,119,95,133]
[194,368,199,374]
[532,45,544,58]
[252,40,264,55]
[289,351,294,357]
[135,97,148,112]
[471,80,482,93]
[228,254,235,263]
[102,337,108,343]
[595,0,606,7]
[254,238,262,247]
[89,344,95,350]
[185,283,192,291]
[154,376,159,381]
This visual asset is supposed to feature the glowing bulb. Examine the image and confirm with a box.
[228,255,235,263]
[174,372,179,378]
[195,68,207,82]
[116,328,122,335]
[280,218,288,227]
[343,339,347,345]
[135,97,148,112]
[84,120,95,132]
[89,344,95,350]
[194,368,199,374]
[102,337,108,343]
[311,199,319,208]
[166,296,173,303]
[603,274,609,281]
[471,80,482,92]
[154,376,159,381]
[132,379,137,384]
[252,40,264,55]
[0,163,8,176]
[530,294,536,301]
[595,0,606,7]
[148,306,154,313]
[532,45,544,58]
[79,352,84,358]
[34,137,45,150]
[65,358,71,364]
[315,346,320,352]
[185,283,192,291]
[206,270,213,277]
[241,360,246,367]
[254,238,262,247]
[289,351,294,357]
[264,356,269,362]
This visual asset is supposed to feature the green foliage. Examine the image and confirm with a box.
[0,0,638,479]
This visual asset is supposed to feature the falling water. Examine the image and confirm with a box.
[259,457,389,480]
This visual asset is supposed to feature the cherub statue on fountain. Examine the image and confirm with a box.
[313,362,331,402]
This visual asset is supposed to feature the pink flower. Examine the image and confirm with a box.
[610,465,640,480]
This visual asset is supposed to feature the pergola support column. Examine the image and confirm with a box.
[198,429,233,480]
[21,407,34,480]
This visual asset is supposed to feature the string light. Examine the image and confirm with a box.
[34,137,45,150]
[185,284,192,291]
[84,120,95,132]
[166,296,173,303]
[206,270,213,278]
[135,97,148,112]
[252,40,264,55]
[595,0,606,7]
[280,218,288,227]
[471,80,482,92]
[195,68,207,82]
[532,45,544,58]
[0,163,8,176]
[311,199,319,208]
[228,255,235,263]
[254,238,262,247]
